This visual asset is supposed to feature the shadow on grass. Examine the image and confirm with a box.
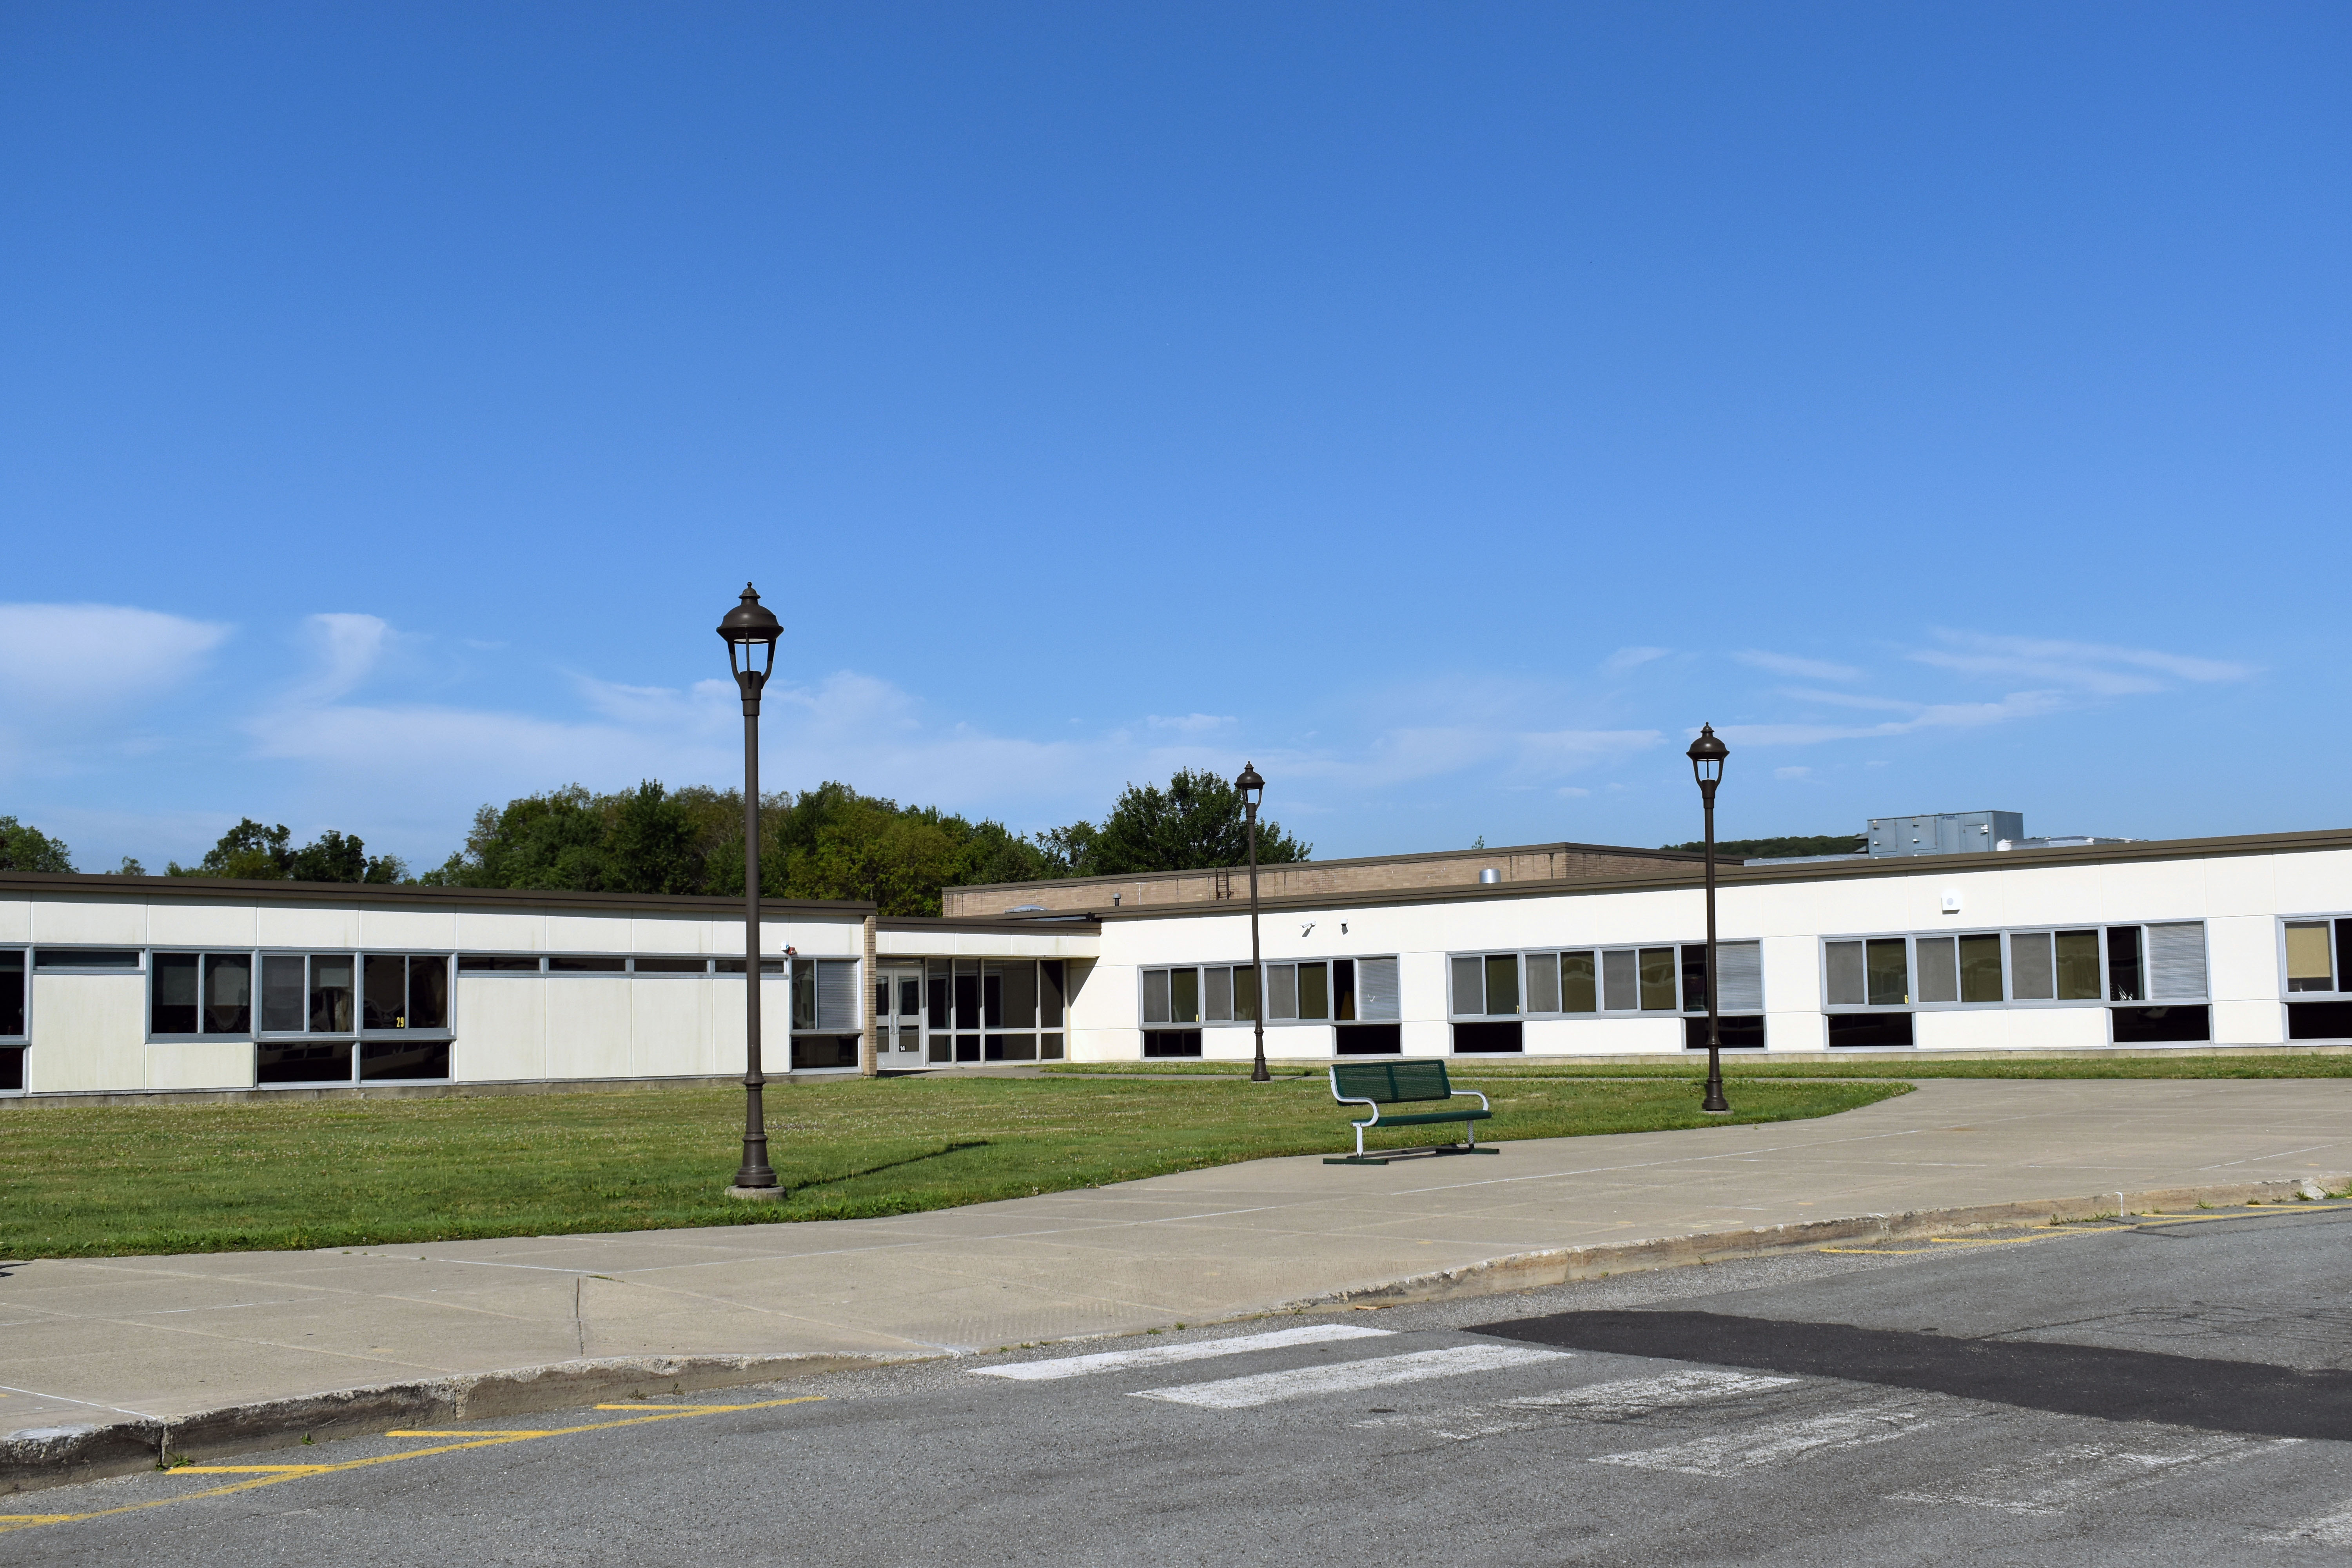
[784,1138,992,1198]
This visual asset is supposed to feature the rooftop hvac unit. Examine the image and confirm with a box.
[1866,811,2025,857]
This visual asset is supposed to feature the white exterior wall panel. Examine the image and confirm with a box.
[356,908,458,952]
[632,978,713,1078]
[26,975,145,1092]
[1912,1007,2105,1053]
[455,912,543,953]
[146,1040,255,1091]
[2208,914,2283,1004]
[29,900,146,947]
[2270,850,2352,917]
[255,904,364,951]
[2204,854,2278,919]
[547,978,632,1079]
[455,977,546,1082]
[2216,998,2286,1046]
[147,904,259,950]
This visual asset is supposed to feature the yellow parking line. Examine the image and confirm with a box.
[383,1430,561,1438]
[0,1395,824,1537]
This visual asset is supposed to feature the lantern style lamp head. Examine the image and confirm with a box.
[1687,723,1728,802]
[1235,761,1265,814]
[717,583,783,694]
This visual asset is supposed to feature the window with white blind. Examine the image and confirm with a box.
[1451,945,1760,1017]
[1820,924,2209,1045]
[790,958,860,1032]
[1141,958,1398,1028]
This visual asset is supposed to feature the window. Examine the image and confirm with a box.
[459,954,543,972]
[1457,946,1760,1018]
[150,953,254,1037]
[633,957,710,975]
[35,949,141,971]
[247,951,455,1083]
[310,955,355,1033]
[1823,925,2210,1045]
[791,959,859,1034]
[1144,1029,1202,1058]
[2279,917,2352,1041]
[0,949,22,1091]
[547,955,626,973]
[0,950,22,1037]
[1142,960,1394,1031]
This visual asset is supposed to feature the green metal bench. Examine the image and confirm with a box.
[1325,1058,1497,1165]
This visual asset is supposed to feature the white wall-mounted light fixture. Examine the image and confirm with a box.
[1940,890,1962,914]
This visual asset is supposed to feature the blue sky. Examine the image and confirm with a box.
[2,3,2345,872]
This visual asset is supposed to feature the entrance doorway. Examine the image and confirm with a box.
[877,963,925,1065]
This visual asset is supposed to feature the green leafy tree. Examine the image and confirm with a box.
[606,782,704,895]
[289,829,367,882]
[1082,768,1310,876]
[169,820,406,882]
[172,818,293,880]
[1660,833,1864,860]
[0,817,74,873]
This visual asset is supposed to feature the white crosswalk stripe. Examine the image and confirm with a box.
[1592,1393,1945,1475]
[1354,1368,1802,1441]
[1891,1434,2290,1517]
[1133,1344,1572,1409]
[2258,1495,2352,1546]
[973,1324,1392,1381]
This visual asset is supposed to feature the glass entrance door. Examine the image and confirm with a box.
[877,963,925,1065]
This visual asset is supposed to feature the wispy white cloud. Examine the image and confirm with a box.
[1602,646,1671,676]
[1774,766,1811,780]
[0,603,231,711]
[1722,690,2066,746]
[1907,630,2255,695]
[1147,713,1235,734]
[1737,650,1864,682]
[285,613,392,705]
[1775,687,1919,713]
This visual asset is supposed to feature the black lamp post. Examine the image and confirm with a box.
[1236,762,1269,1083]
[1688,724,1730,1115]
[721,584,783,1195]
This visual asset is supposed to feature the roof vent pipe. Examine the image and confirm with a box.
[1478,867,1501,884]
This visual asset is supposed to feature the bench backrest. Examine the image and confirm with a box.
[1330,1058,1454,1105]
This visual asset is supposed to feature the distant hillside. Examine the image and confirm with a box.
[1660,833,1864,860]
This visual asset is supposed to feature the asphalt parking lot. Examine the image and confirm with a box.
[9,1202,2351,1567]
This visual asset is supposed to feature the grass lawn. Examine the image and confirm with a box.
[0,1073,1906,1259]
[1045,1053,2352,1080]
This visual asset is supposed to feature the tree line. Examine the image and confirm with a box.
[0,768,1310,917]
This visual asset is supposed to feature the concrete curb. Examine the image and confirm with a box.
[1281,1173,2351,1310]
[10,1172,2345,1495]
[2,1352,926,1495]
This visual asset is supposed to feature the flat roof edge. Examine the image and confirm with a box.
[949,838,1708,896]
[0,871,874,920]
[1082,826,2352,922]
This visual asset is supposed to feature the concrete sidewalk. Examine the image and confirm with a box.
[7,1079,2351,1486]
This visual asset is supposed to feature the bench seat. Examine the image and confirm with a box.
[1326,1058,1499,1165]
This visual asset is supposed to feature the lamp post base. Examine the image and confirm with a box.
[724,1185,786,1202]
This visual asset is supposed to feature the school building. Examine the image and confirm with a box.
[4,825,2350,1098]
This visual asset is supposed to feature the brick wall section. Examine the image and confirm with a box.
[943,842,1704,917]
